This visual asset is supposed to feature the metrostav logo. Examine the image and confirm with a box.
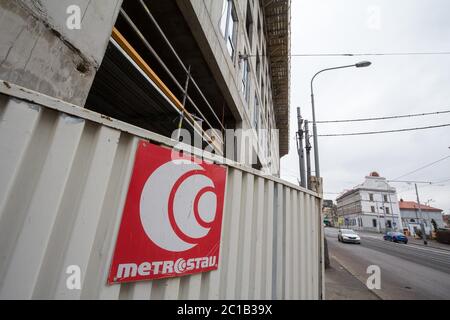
[116,256,217,279]
[108,141,226,284]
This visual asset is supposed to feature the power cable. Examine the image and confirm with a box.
[318,123,450,137]
[393,155,450,180]
[316,110,450,124]
[289,52,450,57]
[246,51,450,59]
[434,178,450,184]
[395,177,450,194]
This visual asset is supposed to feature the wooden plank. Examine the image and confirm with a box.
[111,28,221,152]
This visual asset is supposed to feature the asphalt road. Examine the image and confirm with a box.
[325,227,450,300]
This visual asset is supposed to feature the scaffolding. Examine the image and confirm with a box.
[263,0,291,156]
[111,1,226,154]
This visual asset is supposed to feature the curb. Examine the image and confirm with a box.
[331,255,383,300]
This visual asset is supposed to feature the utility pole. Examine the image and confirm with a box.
[388,179,432,239]
[296,108,306,188]
[304,120,312,190]
[414,183,428,245]
[310,61,372,178]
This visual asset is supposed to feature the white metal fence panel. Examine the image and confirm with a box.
[0,86,322,300]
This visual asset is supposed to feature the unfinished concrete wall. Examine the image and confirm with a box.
[0,0,122,106]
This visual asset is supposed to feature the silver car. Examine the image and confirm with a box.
[338,229,361,244]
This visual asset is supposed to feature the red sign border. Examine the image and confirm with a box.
[107,140,228,285]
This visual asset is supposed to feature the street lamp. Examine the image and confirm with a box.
[310,61,372,178]
[356,61,372,68]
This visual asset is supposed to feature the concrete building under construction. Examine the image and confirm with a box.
[0,0,290,174]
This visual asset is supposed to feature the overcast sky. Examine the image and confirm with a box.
[280,0,450,214]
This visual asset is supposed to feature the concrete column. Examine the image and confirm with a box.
[309,176,323,196]
[0,0,122,106]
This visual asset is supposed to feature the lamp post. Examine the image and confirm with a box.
[310,61,372,178]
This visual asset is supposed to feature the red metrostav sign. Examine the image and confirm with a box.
[108,140,227,284]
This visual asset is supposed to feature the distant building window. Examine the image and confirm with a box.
[261,79,265,101]
[253,94,259,129]
[385,207,390,214]
[245,1,253,46]
[259,113,263,135]
[369,193,374,201]
[261,121,267,156]
[255,52,261,84]
[262,47,266,75]
[372,219,377,228]
[386,220,392,228]
[371,206,375,213]
[383,195,388,202]
[220,0,238,60]
[241,53,250,102]
[257,14,262,44]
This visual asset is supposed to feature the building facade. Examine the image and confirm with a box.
[444,214,450,228]
[323,200,337,227]
[336,172,403,232]
[399,200,445,236]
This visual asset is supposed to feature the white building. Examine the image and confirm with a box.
[336,172,403,232]
[399,200,445,236]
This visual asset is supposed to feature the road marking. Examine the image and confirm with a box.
[326,230,450,258]
[356,239,450,270]
[344,231,450,254]
[361,236,450,256]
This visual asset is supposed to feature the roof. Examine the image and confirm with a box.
[263,0,291,156]
[399,201,443,212]
[336,188,358,201]
[336,176,396,201]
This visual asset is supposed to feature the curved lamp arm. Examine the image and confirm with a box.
[308,61,371,179]
[310,64,357,94]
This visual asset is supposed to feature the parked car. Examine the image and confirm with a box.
[383,231,408,244]
[338,229,361,244]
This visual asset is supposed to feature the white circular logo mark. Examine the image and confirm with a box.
[174,258,187,274]
[140,160,219,252]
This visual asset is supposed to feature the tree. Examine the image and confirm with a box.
[431,219,438,231]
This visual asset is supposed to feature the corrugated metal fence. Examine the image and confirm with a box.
[0,82,323,300]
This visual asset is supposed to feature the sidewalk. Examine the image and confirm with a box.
[325,256,380,300]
